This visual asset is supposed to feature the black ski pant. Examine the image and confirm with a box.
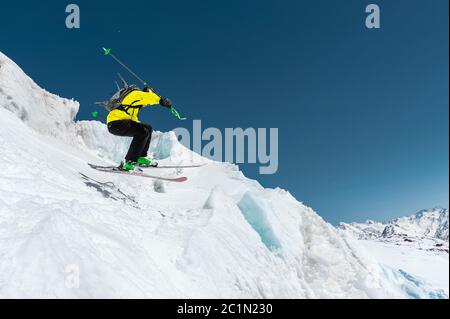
[107,120,153,162]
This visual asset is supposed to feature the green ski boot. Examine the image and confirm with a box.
[137,157,158,167]
[121,161,136,171]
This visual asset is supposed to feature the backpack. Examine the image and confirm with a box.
[96,84,139,112]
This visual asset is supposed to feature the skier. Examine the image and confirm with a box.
[106,85,173,171]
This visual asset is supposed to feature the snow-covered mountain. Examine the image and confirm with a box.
[393,208,449,241]
[0,51,447,299]
[338,208,449,252]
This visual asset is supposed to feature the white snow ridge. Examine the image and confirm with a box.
[0,51,447,299]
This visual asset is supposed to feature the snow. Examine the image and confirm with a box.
[0,52,78,139]
[338,207,449,244]
[238,192,283,252]
[360,241,449,296]
[338,208,449,297]
[392,208,449,241]
[0,50,448,299]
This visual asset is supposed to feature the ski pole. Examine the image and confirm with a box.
[103,48,148,86]
[171,106,187,120]
[102,47,187,120]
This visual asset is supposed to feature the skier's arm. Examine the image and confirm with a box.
[122,90,161,107]
[159,97,173,108]
[142,87,172,108]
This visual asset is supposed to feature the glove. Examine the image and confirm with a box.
[159,97,173,108]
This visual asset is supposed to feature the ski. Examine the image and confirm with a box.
[89,163,206,170]
[142,163,207,169]
[88,164,188,183]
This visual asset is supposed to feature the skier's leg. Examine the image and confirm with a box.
[139,123,153,157]
[107,120,151,162]
[107,120,132,136]
[124,122,151,162]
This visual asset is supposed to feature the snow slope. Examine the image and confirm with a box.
[338,209,449,295]
[0,51,447,299]
[359,241,449,295]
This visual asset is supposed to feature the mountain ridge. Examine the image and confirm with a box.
[338,207,449,246]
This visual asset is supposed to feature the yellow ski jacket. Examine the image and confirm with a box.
[106,90,161,124]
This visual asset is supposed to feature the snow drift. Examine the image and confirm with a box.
[0,51,447,299]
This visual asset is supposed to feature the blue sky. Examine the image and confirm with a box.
[0,0,448,223]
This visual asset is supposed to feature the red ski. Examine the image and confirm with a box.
[143,163,207,169]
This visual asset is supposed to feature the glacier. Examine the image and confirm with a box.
[0,51,447,299]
